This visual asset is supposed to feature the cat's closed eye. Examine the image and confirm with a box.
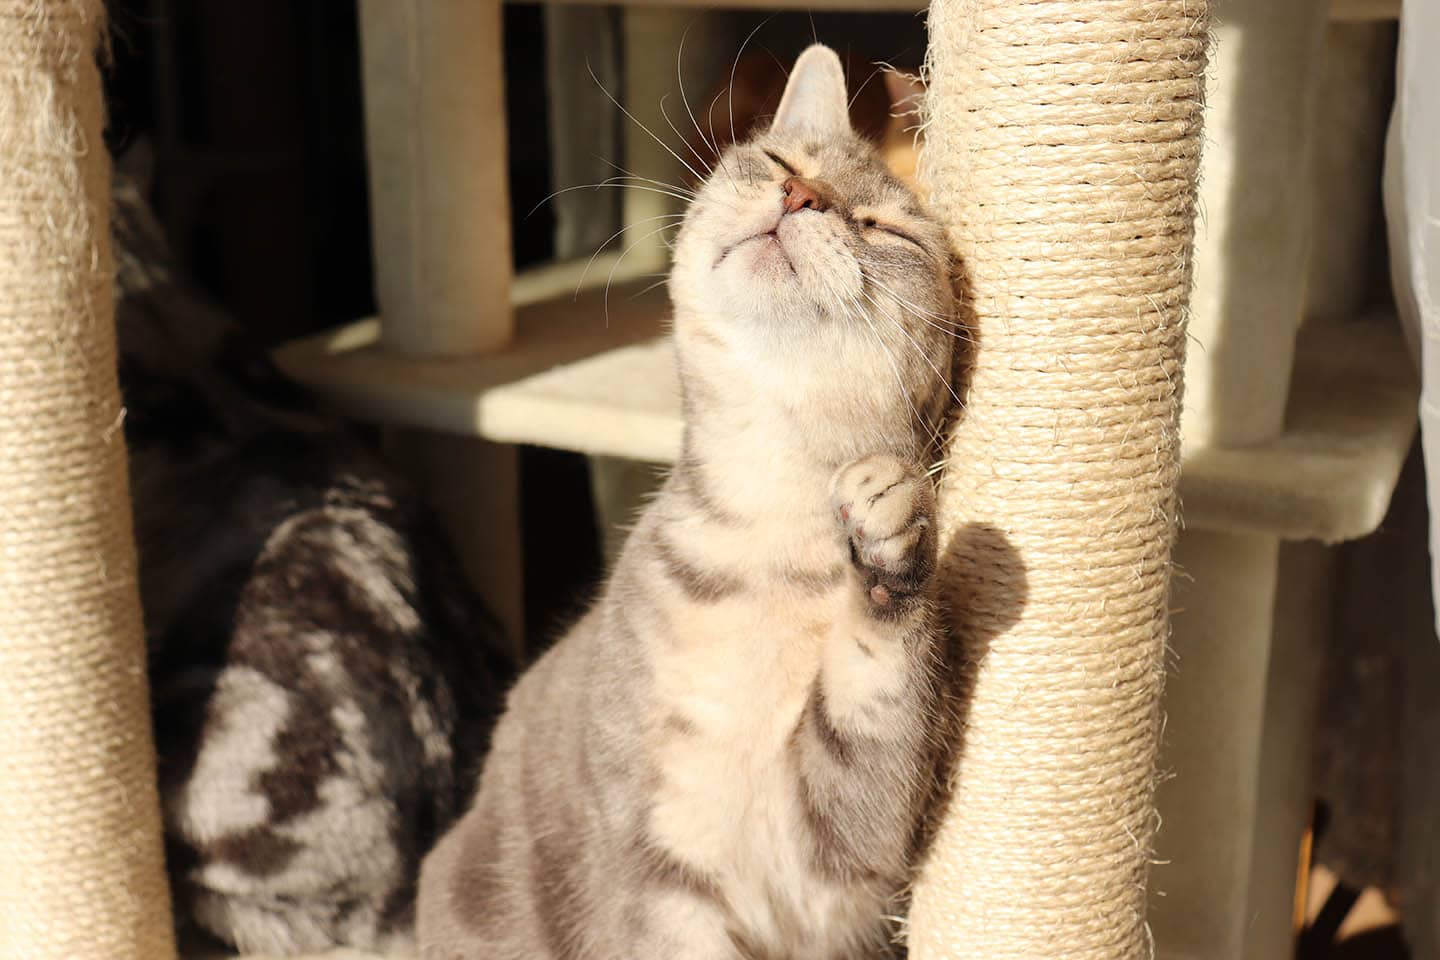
[763,149,799,177]
[858,216,922,248]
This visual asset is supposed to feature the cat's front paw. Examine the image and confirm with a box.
[829,454,935,611]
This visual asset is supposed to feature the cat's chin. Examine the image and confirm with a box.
[732,232,796,279]
[680,225,861,327]
[709,266,819,325]
[710,247,853,320]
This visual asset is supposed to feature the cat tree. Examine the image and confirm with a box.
[9,0,1414,958]
[909,0,1206,955]
[0,2,175,959]
[0,0,1206,955]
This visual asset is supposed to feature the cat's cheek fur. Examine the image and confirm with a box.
[773,211,864,307]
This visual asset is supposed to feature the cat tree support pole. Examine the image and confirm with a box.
[911,2,1207,956]
[1153,3,1332,957]
[0,2,176,958]
[357,0,524,649]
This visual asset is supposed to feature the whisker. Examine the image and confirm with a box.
[874,340,955,459]
[858,286,963,410]
[575,214,685,299]
[858,277,965,454]
[900,308,973,345]
[595,161,699,200]
[529,180,696,220]
[630,276,670,299]
[603,180,697,205]
[729,17,776,159]
[527,180,625,219]
[678,24,719,160]
[658,94,714,183]
[759,45,789,77]
[604,220,685,327]
[677,28,742,192]
[702,86,744,196]
[858,283,961,336]
[851,261,951,319]
[846,300,938,451]
[858,306,928,450]
[856,265,973,343]
[815,271,927,450]
[848,62,886,111]
[586,59,708,187]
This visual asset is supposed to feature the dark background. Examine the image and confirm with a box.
[104,0,562,342]
[104,0,589,640]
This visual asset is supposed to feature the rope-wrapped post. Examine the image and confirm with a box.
[910,1,1208,956]
[0,3,176,957]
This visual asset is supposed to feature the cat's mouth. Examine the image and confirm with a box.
[715,229,794,273]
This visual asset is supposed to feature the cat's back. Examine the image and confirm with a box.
[164,457,511,955]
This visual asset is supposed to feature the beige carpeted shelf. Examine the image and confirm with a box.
[274,262,680,461]
[275,268,1416,544]
[1180,314,1417,543]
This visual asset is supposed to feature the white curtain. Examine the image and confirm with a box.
[1386,0,1440,633]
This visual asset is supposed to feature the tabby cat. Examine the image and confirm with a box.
[114,156,513,955]
[419,45,957,960]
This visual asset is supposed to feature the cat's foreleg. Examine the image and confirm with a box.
[791,454,939,884]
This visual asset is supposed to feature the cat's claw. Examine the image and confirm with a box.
[829,454,935,606]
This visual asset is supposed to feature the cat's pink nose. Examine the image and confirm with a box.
[782,177,832,214]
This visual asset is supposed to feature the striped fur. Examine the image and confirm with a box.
[419,45,958,960]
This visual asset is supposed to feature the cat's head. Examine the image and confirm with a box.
[670,45,957,454]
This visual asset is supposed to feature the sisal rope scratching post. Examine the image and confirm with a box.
[909,1,1208,956]
[0,2,176,957]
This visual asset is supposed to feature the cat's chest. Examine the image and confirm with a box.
[643,588,867,955]
[651,583,836,730]
[646,586,837,855]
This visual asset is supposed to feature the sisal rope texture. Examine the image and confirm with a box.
[909,1,1209,956]
[0,1,176,957]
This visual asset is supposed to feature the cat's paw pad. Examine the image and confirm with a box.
[829,454,935,606]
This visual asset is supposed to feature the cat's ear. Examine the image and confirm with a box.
[772,45,850,137]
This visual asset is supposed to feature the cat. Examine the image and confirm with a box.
[418,44,958,960]
[113,152,515,956]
